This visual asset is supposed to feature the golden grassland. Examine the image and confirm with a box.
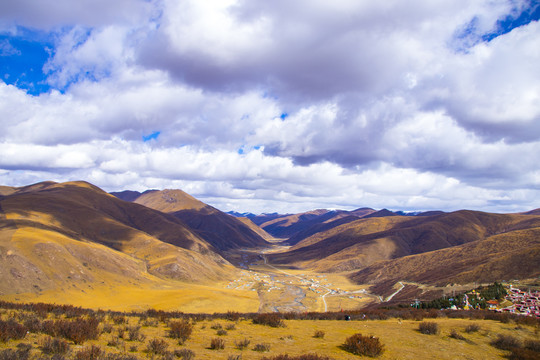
[1,307,539,359]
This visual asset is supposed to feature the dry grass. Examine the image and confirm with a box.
[1,306,537,360]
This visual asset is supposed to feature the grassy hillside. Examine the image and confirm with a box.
[351,226,540,294]
[0,181,237,298]
[269,210,540,275]
[124,189,271,251]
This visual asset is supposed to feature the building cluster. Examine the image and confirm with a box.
[499,286,540,317]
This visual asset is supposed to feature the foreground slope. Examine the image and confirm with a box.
[113,189,271,251]
[0,181,234,297]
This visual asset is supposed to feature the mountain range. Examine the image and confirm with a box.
[1,180,539,306]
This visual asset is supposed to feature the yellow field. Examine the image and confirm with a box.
[1,309,537,359]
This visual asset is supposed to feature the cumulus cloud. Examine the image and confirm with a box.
[0,0,539,214]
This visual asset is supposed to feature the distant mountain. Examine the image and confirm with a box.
[0,181,233,296]
[113,189,271,251]
[226,211,257,218]
[269,210,540,279]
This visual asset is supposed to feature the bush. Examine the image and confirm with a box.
[174,348,196,359]
[449,329,466,341]
[210,323,222,330]
[0,319,27,342]
[261,355,335,360]
[342,333,385,357]
[126,325,144,342]
[524,339,540,352]
[168,320,193,345]
[491,334,521,350]
[225,324,236,331]
[217,329,228,336]
[146,338,169,355]
[253,343,271,352]
[509,348,540,360]
[41,317,100,344]
[465,324,481,333]
[40,336,69,355]
[0,344,31,360]
[227,355,241,360]
[209,337,225,350]
[235,338,250,350]
[74,345,103,360]
[418,322,439,335]
[252,313,285,328]
[313,330,325,338]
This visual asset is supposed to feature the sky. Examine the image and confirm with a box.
[1,0,539,214]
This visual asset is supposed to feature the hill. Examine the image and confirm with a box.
[113,189,271,252]
[0,181,234,297]
[268,210,540,276]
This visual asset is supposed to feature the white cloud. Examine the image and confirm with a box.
[1,0,539,214]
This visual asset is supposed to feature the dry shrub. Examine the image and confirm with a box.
[524,340,540,352]
[228,355,241,360]
[146,338,169,355]
[209,337,225,350]
[253,343,271,352]
[210,323,222,330]
[74,345,103,360]
[225,323,236,331]
[261,354,335,360]
[418,322,439,335]
[40,336,69,355]
[41,317,100,344]
[252,313,285,328]
[342,333,385,357]
[491,334,521,351]
[174,348,196,360]
[313,330,325,338]
[126,325,144,342]
[0,319,27,342]
[0,343,32,360]
[217,329,228,336]
[235,338,250,350]
[449,329,466,341]
[465,323,481,333]
[168,320,193,345]
[509,348,540,360]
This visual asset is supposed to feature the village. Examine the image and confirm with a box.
[498,285,540,317]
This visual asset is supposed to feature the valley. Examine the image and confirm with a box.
[1,180,540,315]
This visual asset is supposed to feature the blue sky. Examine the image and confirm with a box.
[1,0,540,214]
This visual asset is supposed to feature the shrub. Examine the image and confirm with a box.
[0,319,27,342]
[174,348,196,359]
[217,329,228,336]
[491,334,521,351]
[210,323,222,330]
[261,355,335,360]
[126,325,144,342]
[209,337,225,350]
[235,338,250,350]
[342,333,385,357]
[228,355,241,360]
[253,343,271,352]
[74,345,103,360]
[509,348,540,360]
[168,320,193,345]
[146,338,169,355]
[449,329,466,341]
[524,339,540,352]
[252,313,285,328]
[0,343,31,360]
[40,336,69,355]
[42,317,101,344]
[313,330,325,338]
[112,315,127,325]
[225,324,236,331]
[101,323,114,334]
[418,322,439,335]
[465,324,481,333]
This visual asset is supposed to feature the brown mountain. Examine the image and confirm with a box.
[112,189,271,251]
[351,226,540,297]
[268,210,540,276]
[0,181,233,296]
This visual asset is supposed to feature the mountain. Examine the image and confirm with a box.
[351,226,540,298]
[112,189,271,251]
[0,181,233,296]
[268,210,540,276]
